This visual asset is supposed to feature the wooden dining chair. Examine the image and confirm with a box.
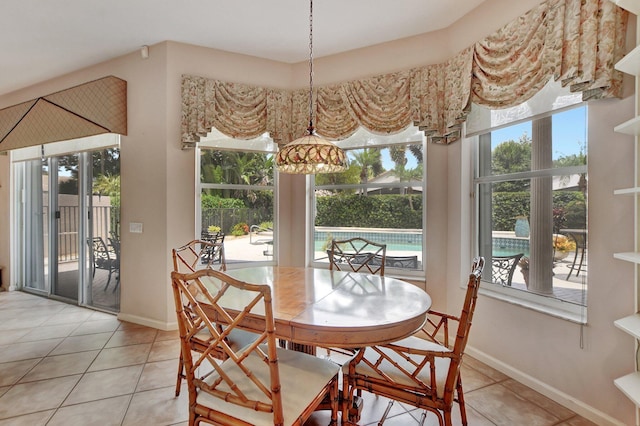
[171,268,340,426]
[172,239,255,397]
[328,237,387,276]
[342,257,485,426]
[324,237,387,359]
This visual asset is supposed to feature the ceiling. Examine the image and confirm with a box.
[0,0,488,97]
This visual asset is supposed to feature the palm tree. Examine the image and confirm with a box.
[351,148,383,195]
[93,173,120,205]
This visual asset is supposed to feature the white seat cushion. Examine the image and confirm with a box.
[195,327,258,352]
[197,346,339,426]
[345,336,452,399]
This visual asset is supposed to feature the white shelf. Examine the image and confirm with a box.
[616,45,640,76]
[614,187,640,196]
[613,5,639,410]
[615,314,640,339]
[613,0,640,16]
[615,372,640,407]
[614,252,640,263]
[614,116,640,136]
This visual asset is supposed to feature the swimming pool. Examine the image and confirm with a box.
[314,228,422,254]
[315,229,530,257]
[492,237,530,257]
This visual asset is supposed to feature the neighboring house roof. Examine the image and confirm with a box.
[553,174,584,191]
[366,170,423,194]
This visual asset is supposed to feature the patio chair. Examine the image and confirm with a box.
[328,237,387,276]
[89,236,119,292]
[198,232,226,268]
[172,239,255,396]
[491,253,523,286]
[342,257,485,426]
[171,268,340,426]
[174,239,226,272]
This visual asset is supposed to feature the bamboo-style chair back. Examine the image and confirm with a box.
[416,257,485,349]
[328,237,387,276]
[171,268,339,426]
[171,268,285,424]
[344,257,485,426]
[172,240,250,397]
[173,239,226,272]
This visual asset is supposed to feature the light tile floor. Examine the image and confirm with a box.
[0,291,596,426]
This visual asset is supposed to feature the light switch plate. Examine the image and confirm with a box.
[129,222,143,233]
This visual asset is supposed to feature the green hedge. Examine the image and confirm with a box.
[493,191,586,231]
[316,194,422,229]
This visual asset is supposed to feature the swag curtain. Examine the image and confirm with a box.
[181,0,628,148]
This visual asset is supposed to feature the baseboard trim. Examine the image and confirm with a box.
[466,346,626,426]
[117,312,177,331]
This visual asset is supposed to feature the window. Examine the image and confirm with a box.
[473,106,587,319]
[311,127,425,275]
[198,131,276,267]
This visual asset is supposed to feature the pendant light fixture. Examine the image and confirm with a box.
[276,0,348,174]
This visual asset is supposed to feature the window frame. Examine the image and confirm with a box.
[308,128,427,279]
[471,105,588,323]
[196,142,277,269]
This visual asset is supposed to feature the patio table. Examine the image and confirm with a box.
[560,228,587,279]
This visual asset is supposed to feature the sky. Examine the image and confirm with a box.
[491,105,586,160]
[373,104,587,170]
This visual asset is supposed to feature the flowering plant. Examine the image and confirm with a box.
[231,222,249,236]
[553,235,576,252]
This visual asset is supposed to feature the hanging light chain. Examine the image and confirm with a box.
[307,0,314,133]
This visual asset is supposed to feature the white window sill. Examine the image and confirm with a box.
[478,283,587,324]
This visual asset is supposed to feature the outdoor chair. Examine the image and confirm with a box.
[173,239,226,272]
[171,268,340,426]
[198,232,226,268]
[172,239,255,397]
[328,237,387,276]
[342,257,485,426]
[491,253,523,286]
[89,236,119,292]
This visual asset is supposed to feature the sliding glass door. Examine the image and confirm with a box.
[51,155,82,301]
[14,139,120,312]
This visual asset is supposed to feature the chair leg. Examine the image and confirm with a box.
[457,376,468,426]
[419,411,428,426]
[443,410,453,426]
[175,353,185,397]
[329,378,339,426]
[103,269,112,291]
[378,400,394,425]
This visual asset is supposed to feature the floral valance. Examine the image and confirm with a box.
[181,0,627,148]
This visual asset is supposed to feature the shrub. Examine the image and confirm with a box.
[316,194,422,229]
[492,191,585,232]
[207,225,221,234]
[231,222,249,236]
[259,221,273,230]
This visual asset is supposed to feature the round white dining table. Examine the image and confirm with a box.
[201,266,432,348]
